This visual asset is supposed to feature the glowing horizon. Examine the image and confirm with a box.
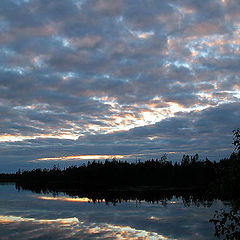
[35,154,126,161]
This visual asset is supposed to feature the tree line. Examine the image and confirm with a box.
[3,128,239,199]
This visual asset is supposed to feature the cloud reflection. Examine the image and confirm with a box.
[37,196,104,203]
[0,214,173,240]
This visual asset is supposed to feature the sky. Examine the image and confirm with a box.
[0,0,240,172]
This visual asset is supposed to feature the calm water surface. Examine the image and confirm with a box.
[0,183,230,240]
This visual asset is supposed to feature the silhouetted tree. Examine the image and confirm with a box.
[233,128,240,152]
[210,208,240,240]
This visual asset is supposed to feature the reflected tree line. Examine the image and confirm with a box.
[16,184,216,206]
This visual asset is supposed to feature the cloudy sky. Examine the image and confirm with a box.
[0,0,239,171]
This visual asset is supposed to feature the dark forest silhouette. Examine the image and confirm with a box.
[15,153,215,189]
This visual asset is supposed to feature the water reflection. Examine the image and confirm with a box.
[0,184,238,239]
[15,182,217,206]
[37,196,102,203]
[0,214,172,240]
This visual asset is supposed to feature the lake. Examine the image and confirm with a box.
[0,183,235,240]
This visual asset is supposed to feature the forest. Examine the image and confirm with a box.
[1,129,240,200]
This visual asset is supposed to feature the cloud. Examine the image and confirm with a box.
[0,0,239,171]
[0,102,238,172]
